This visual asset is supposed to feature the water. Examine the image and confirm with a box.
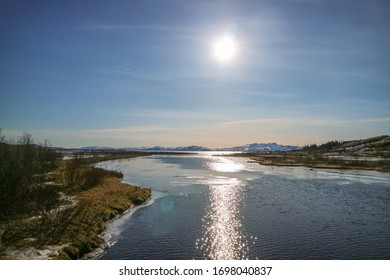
[96,152,390,260]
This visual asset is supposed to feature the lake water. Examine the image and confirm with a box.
[96,152,390,260]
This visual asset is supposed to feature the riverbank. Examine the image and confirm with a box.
[242,153,390,173]
[0,154,151,260]
[233,135,390,173]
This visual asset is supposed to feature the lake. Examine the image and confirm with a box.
[95,152,390,260]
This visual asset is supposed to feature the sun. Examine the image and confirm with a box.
[214,34,236,62]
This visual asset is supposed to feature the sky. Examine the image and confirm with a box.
[1,0,389,148]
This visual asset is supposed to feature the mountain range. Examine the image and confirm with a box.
[75,142,301,152]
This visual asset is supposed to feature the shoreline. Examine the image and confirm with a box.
[248,158,390,172]
[54,176,152,260]
[82,197,154,260]
[236,154,390,173]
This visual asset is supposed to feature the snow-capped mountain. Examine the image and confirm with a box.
[134,145,210,151]
[77,143,300,152]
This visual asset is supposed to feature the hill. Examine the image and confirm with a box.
[302,135,390,157]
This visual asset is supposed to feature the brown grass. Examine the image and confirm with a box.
[0,169,151,260]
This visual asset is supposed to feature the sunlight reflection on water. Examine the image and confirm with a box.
[206,156,245,173]
[197,157,249,259]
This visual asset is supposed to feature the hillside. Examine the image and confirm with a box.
[336,135,390,155]
[302,135,390,157]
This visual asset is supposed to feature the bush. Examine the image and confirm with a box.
[0,131,59,220]
[59,155,123,190]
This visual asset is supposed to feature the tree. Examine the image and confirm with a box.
[0,131,59,220]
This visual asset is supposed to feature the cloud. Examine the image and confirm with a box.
[129,108,227,121]
[230,89,298,98]
[95,65,171,82]
[87,125,177,134]
[218,116,390,127]
[80,23,192,32]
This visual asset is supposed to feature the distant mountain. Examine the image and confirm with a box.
[77,143,300,152]
[78,145,210,152]
[132,145,210,152]
[79,146,118,151]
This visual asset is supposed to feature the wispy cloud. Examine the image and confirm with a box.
[129,108,227,121]
[95,65,171,82]
[230,89,298,98]
[218,116,390,128]
[80,23,192,32]
[87,126,172,134]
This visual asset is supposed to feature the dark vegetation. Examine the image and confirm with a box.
[0,131,151,259]
[302,140,343,153]
[302,135,390,156]
[0,131,59,220]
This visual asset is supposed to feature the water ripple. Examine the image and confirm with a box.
[197,176,249,259]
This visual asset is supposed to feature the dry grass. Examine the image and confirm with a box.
[53,177,151,259]
[0,164,151,260]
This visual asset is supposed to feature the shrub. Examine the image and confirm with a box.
[0,131,59,220]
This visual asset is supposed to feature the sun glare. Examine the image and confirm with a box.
[214,34,236,62]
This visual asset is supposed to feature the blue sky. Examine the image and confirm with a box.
[1,0,389,148]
